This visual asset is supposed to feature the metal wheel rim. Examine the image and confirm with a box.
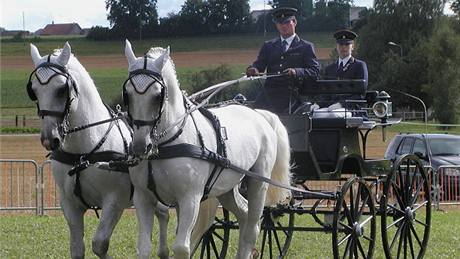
[259,205,295,259]
[381,154,431,259]
[195,208,231,259]
[332,177,376,259]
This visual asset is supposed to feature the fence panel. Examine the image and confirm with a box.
[40,160,61,214]
[436,165,460,206]
[0,159,40,214]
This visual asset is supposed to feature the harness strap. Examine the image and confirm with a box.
[147,161,175,208]
[154,143,333,198]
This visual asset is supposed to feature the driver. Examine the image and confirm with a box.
[246,7,319,114]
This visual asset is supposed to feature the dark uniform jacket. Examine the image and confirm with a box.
[324,57,368,106]
[250,35,320,113]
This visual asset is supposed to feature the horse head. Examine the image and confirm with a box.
[28,42,79,150]
[123,40,177,157]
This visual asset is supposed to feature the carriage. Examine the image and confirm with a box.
[194,79,431,259]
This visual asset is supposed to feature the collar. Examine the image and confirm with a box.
[280,33,296,46]
[338,55,352,65]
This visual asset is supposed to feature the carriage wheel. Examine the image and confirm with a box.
[194,208,231,259]
[259,204,295,259]
[332,177,376,259]
[381,154,431,259]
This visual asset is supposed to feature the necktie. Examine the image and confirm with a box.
[282,40,288,53]
[338,61,344,73]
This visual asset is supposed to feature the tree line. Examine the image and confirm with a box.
[87,0,353,40]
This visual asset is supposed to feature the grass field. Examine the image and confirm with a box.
[0,32,334,57]
[0,209,458,258]
[0,64,247,113]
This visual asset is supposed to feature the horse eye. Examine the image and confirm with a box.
[56,86,67,97]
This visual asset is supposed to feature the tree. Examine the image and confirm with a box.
[423,17,460,124]
[206,0,250,33]
[356,0,447,108]
[105,0,158,39]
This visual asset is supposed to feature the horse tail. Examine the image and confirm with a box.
[190,198,220,253]
[256,110,292,207]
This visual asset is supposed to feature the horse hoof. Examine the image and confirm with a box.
[251,248,259,259]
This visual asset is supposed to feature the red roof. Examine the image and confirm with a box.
[40,23,82,35]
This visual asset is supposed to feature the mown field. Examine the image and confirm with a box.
[0,32,334,56]
[0,209,459,258]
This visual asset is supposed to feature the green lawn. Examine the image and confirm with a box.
[0,210,458,258]
[0,32,334,57]
[0,64,247,113]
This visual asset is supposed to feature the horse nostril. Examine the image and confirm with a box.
[51,138,60,150]
[146,144,153,153]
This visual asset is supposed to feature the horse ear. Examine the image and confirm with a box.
[152,46,170,72]
[125,39,136,68]
[30,44,42,66]
[57,42,71,66]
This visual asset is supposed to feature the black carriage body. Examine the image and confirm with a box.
[279,79,392,181]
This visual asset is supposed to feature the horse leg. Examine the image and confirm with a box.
[134,189,156,259]
[172,195,201,259]
[153,202,170,259]
[218,187,248,241]
[61,199,86,259]
[91,202,124,259]
[239,177,269,259]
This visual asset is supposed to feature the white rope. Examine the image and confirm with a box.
[400,121,460,127]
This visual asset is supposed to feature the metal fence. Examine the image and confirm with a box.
[0,159,459,215]
[0,159,40,214]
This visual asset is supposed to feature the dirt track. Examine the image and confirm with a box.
[0,130,396,165]
[2,48,332,70]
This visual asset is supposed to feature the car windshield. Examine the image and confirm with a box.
[429,138,460,156]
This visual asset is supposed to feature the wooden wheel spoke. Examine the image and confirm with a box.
[363,235,373,242]
[212,232,224,242]
[199,236,206,258]
[387,216,405,230]
[342,238,352,259]
[260,229,268,258]
[411,201,428,213]
[356,238,367,258]
[411,178,426,205]
[359,215,373,228]
[354,184,362,218]
[272,227,283,254]
[414,218,428,228]
[357,191,370,219]
[409,223,423,248]
[339,221,353,231]
[342,200,354,224]
[403,225,408,259]
[338,233,352,246]
[407,226,416,259]
[390,222,405,250]
[391,181,406,208]
[210,235,220,258]
[277,221,290,236]
[268,230,273,259]
[388,203,405,214]
[396,224,405,258]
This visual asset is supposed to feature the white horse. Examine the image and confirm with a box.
[29,42,170,259]
[123,40,292,259]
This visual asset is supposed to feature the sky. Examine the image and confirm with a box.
[0,0,453,32]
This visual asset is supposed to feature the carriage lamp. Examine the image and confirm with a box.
[372,91,392,119]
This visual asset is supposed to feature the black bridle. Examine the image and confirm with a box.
[26,54,77,119]
[122,56,168,136]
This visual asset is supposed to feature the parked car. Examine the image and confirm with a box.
[385,133,460,201]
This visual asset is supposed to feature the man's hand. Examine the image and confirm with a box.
[246,67,260,77]
[283,68,296,77]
